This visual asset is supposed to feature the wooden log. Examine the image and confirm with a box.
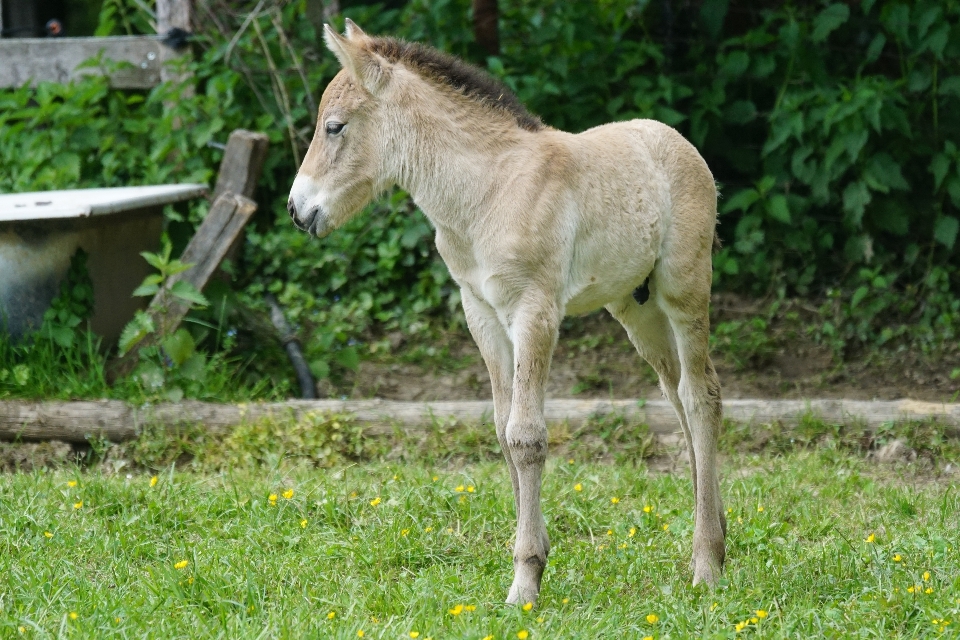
[0,36,163,89]
[109,192,257,378]
[156,0,193,85]
[2,398,959,443]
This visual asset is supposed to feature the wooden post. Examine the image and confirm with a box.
[213,130,270,200]
[472,0,499,56]
[156,0,193,85]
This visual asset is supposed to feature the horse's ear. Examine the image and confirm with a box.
[344,18,368,41]
[323,23,388,93]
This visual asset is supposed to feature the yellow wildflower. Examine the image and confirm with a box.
[150,476,158,487]
[482,636,494,640]
[619,542,627,549]
[73,500,83,510]
[568,458,574,464]
[893,554,902,562]
[370,497,381,506]
[866,533,875,543]
[67,480,77,488]
[301,519,308,528]
[432,476,439,482]
[357,632,364,638]
[393,475,398,481]
[449,604,464,616]
[735,621,747,632]
[44,531,53,538]
[757,505,764,513]
[174,560,188,569]
[923,571,931,581]
[459,495,467,503]
[522,602,533,612]
[410,632,420,638]
[646,614,659,624]
[925,587,934,594]
[574,483,582,492]
[327,611,335,620]
[467,485,475,493]
[629,527,636,537]
[562,598,570,604]
[465,605,476,611]
[611,497,620,504]
[908,586,916,593]
[268,494,277,504]
[401,529,410,537]
[517,631,529,640]
[750,617,758,624]
[18,626,25,633]
[643,505,653,513]
[710,602,718,612]
[424,526,433,532]
[607,529,613,536]
[662,523,669,531]
[536,617,544,624]
[282,489,294,499]
[642,637,653,640]
[756,609,768,619]
[455,485,465,492]
[69,612,78,620]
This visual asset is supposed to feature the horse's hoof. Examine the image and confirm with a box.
[506,580,539,607]
[691,542,724,587]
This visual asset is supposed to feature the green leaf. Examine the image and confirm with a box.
[842,181,871,227]
[850,285,869,309]
[699,0,729,39]
[723,100,757,125]
[169,281,209,308]
[934,216,959,250]
[132,283,160,298]
[118,311,155,356]
[162,328,196,367]
[720,51,749,77]
[864,33,886,64]
[140,250,166,271]
[721,188,760,214]
[812,4,850,42]
[930,154,951,190]
[335,346,360,372]
[863,153,909,193]
[766,195,791,224]
[939,76,960,97]
[309,359,331,379]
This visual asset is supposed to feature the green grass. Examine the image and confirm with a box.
[2,448,959,638]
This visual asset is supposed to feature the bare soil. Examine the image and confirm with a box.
[338,293,960,404]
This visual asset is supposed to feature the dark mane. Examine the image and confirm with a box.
[367,37,544,132]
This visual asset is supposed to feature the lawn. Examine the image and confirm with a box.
[1,447,958,638]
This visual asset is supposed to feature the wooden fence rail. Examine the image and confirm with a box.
[1,398,958,443]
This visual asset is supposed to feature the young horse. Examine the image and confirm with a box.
[288,20,726,605]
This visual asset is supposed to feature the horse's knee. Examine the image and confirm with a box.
[505,419,548,469]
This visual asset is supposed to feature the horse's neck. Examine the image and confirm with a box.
[386,93,525,233]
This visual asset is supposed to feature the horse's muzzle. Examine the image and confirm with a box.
[287,198,325,236]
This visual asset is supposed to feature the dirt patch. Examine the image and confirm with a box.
[337,294,960,403]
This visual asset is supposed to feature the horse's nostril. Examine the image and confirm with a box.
[287,198,297,220]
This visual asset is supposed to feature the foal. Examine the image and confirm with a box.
[288,20,725,605]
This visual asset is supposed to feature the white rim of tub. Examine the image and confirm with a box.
[0,184,208,222]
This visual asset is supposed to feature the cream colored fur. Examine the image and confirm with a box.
[288,20,726,605]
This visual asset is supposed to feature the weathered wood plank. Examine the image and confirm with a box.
[212,130,270,200]
[108,192,257,378]
[1,399,959,443]
[0,36,166,88]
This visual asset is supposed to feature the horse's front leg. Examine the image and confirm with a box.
[504,298,560,606]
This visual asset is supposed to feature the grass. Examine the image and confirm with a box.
[2,435,959,638]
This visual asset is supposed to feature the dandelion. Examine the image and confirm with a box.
[459,495,467,504]
[73,500,83,510]
[455,485,465,492]
[357,631,365,638]
[568,458,574,464]
[301,519,308,528]
[69,612,78,620]
[907,586,917,593]
[925,587,934,594]
[349,491,358,499]
[327,611,336,620]
[562,598,570,604]
[735,621,747,632]
[757,505,764,513]
[710,602,718,612]
[150,476,158,487]
[866,533,875,543]
[522,602,533,612]
[268,494,277,505]
[662,523,669,531]
[611,497,620,504]
[370,497,381,506]
[116,617,121,623]
[401,529,410,537]
[619,543,627,549]
[67,480,77,488]
[465,605,476,612]
[756,609,768,619]
[482,636,494,640]
[467,485,475,493]
[923,571,931,581]
[187,576,194,584]
[643,505,653,513]
[18,626,25,633]
[424,526,433,532]
[449,604,464,616]
[646,614,659,624]
[750,617,758,624]
[607,529,613,536]
[517,631,529,640]
[44,531,53,538]
[282,489,294,499]
[574,483,583,492]
[393,475,398,481]
[642,637,653,640]
[893,554,902,562]
[174,560,189,569]
[409,632,420,638]
[629,527,636,537]
[432,476,439,482]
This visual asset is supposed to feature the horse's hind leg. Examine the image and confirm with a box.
[606,293,699,505]
[656,267,725,586]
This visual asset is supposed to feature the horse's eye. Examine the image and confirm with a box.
[325,122,345,136]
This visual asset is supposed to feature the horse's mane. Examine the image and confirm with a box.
[367,37,545,133]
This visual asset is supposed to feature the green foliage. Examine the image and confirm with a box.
[4,0,960,396]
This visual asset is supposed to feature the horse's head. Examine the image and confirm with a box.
[287,20,391,237]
